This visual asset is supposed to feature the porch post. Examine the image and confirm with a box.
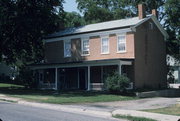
[178,67,180,83]
[101,66,103,83]
[87,66,90,91]
[77,68,79,89]
[55,68,58,90]
[119,62,122,75]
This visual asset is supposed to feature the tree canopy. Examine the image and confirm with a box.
[165,0,180,61]
[0,0,64,65]
[64,12,85,28]
[76,0,166,23]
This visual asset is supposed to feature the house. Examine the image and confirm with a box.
[31,4,168,90]
[167,55,180,88]
[0,62,17,81]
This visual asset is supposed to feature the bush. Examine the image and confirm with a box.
[105,72,130,93]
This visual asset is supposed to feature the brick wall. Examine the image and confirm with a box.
[44,33,135,63]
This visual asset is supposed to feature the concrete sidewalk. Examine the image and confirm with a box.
[0,94,180,121]
[112,110,180,121]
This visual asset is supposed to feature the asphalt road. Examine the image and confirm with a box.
[0,101,121,121]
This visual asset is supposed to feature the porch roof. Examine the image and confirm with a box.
[30,59,134,69]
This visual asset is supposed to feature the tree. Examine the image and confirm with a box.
[164,0,180,61]
[0,0,64,65]
[76,0,166,23]
[64,12,85,28]
[76,0,129,23]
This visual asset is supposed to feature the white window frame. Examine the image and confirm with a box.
[81,38,90,56]
[64,40,71,57]
[101,36,109,54]
[117,34,126,53]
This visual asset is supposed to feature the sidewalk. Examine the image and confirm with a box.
[112,110,180,121]
[0,94,180,121]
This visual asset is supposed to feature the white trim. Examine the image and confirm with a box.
[101,36,109,54]
[81,38,90,56]
[91,83,104,86]
[45,28,132,43]
[64,40,71,58]
[117,34,126,53]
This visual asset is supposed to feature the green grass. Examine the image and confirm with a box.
[0,83,137,104]
[113,115,157,121]
[143,104,180,116]
[0,83,24,88]
[11,93,136,104]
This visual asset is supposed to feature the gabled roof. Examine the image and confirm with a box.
[46,15,169,41]
[47,16,148,38]
[133,15,169,39]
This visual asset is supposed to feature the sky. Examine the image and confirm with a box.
[63,0,81,14]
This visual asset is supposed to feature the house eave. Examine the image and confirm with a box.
[45,27,133,43]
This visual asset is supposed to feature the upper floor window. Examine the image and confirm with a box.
[64,40,71,57]
[101,37,109,54]
[117,35,126,52]
[81,39,89,55]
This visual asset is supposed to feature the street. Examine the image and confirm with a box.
[0,101,121,121]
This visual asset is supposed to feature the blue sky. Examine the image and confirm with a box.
[63,0,80,13]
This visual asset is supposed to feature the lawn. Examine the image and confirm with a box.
[0,83,137,104]
[0,83,24,88]
[143,104,180,116]
[113,115,157,121]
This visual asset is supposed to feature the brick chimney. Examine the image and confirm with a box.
[138,4,146,19]
[152,9,158,19]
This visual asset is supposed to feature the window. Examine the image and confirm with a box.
[81,39,89,55]
[117,35,126,52]
[101,37,109,54]
[64,40,71,57]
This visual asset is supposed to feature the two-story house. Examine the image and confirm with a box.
[31,4,169,90]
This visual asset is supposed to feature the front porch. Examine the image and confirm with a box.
[32,59,134,90]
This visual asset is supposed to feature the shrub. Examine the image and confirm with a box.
[105,72,130,93]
